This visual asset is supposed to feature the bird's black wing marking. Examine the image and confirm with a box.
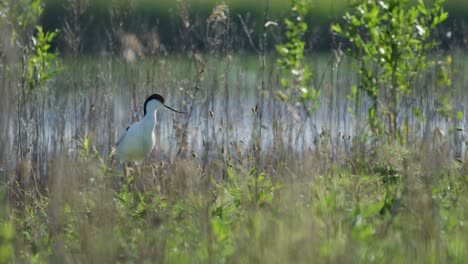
[116,126,130,146]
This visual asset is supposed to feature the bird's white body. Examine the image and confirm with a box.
[116,100,161,163]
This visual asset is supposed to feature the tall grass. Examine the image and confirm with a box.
[0,0,468,263]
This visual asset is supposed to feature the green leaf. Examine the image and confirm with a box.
[417,0,427,15]
[331,24,342,34]
[351,17,361,26]
[438,12,448,24]
[413,107,421,119]
[362,201,385,217]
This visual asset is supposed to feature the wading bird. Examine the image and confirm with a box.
[116,93,186,163]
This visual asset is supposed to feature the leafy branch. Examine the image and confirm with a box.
[332,0,448,140]
[276,0,319,115]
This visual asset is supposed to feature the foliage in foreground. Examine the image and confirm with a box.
[2,136,468,263]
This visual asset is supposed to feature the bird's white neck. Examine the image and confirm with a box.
[142,100,163,129]
[142,110,157,129]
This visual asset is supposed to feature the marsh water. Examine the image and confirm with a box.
[1,53,467,176]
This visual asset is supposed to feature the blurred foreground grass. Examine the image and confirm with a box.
[3,134,468,263]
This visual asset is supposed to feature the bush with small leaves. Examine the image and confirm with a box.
[332,0,448,141]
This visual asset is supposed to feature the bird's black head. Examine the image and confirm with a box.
[144,93,165,116]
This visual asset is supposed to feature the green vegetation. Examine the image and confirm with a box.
[276,0,320,114]
[40,0,468,52]
[332,0,449,141]
[0,0,467,263]
[4,135,468,262]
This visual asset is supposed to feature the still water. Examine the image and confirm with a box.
[1,54,467,176]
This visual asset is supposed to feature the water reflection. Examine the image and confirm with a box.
[1,54,467,176]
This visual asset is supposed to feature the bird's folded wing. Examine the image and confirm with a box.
[116,126,130,146]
